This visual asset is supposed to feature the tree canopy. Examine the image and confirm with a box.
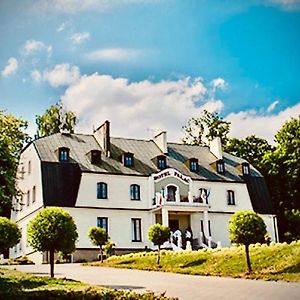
[148,223,170,265]
[229,211,267,272]
[36,103,77,138]
[88,227,109,263]
[0,111,29,216]
[27,208,78,277]
[0,217,21,254]
[182,110,230,145]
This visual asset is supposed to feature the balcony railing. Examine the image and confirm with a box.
[153,192,208,207]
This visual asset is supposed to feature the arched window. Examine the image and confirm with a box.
[167,185,177,202]
[130,184,140,200]
[97,182,108,199]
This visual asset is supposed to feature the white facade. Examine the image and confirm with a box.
[10,130,278,263]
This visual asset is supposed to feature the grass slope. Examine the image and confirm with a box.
[89,241,300,282]
[0,268,176,300]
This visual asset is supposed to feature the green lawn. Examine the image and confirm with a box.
[0,268,176,300]
[88,241,300,282]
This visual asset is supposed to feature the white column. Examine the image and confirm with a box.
[162,207,169,227]
[203,210,210,238]
[175,189,180,203]
[188,179,193,203]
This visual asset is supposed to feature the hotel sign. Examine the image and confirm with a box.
[153,169,190,184]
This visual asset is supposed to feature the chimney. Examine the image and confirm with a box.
[153,131,168,154]
[209,137,222,160]
[93,120,111,157]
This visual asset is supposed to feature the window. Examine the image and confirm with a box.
[20,166,25,180]
[242,163,250,175]
[91,150,101,164]
[19,194,23,211]
[58,147,69,162]
[167,185,177,202]
[32,186,36,203]
[28,161,31,175]
[189,158,198,172]
[217,160,225,174]
[97,182,108,199]
[157,156,166,170]
[131,218,142,242]
[208,220,211,236]
[97,217,108,232]
[27,190,30,206]
[199,188,209,204]
[130,184,140,200]
[227,190,235,205]
[124,153,134,167]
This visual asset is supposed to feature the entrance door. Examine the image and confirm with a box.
[169,219,179,232]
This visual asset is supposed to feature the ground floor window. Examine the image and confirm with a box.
[131,218,142,242]
[227,190,235,205]
[97,217,108,232]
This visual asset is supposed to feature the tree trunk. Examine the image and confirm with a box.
[245,244,252,273]
[100,245,103,263]
[49,249,55,278]
[157,245,160,265]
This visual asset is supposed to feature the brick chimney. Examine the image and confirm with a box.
[93,120,111,157]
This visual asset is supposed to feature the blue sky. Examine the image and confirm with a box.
[0,0,299,142]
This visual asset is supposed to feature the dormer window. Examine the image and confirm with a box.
[189,158,198,172]
[123,153,134,167]
[216,160,225,174]
[242,163,250,175]
[90,150,101,164]
[157,155,167,170]
[58,147,69,162]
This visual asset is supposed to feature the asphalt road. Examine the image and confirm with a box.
[4,263,300,300]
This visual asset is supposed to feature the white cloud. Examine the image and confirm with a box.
[226,102,300,143]
[31,69,42,82]
[85,48,142,62]
[1,57,18,77]
[267,99,279,113]
[266,0,300,10]
[70,32,90,44]
[57,22,68,32]
[44,63,80,87]
[22,39,52,56]
[60,73,226,141]
[210,77,227,91]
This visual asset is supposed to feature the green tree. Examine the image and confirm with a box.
[182,110,230,145]
[0,217,21,254]
[148,223,170,265]
[263,117,300,242]
[88,227,109,263]
[27,208,78,277]
[229,211,267,273]
[36,103,76,138]
[0,111,29,216]
[103,240,116,258]
[224,135,273,171]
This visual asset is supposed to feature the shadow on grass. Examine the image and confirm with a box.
[182,258,207,268]
[278,263,300,274]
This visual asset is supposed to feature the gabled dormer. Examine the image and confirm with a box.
[123,152,134,167]
[210,159,225,174]
[156,155,167,170]
[185,158,198,172]
[241,162,250,176]
[57,147,70,162]
[87,150,101,164]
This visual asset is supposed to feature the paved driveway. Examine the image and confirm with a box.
[4,263,300,300]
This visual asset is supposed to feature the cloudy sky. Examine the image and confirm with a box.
[1,0,299,143]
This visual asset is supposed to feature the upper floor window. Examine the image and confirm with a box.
[124,153,134,167]
[217,160,225,174]
[97,217,108,232]
[32,186,36,203]
[97,182,108,199]
[20,166,25,180]
[58,147,70,162]
[227,190,235,205]
[157,155,167,170]
[167,185,177,202]
[28,161,31,175]
[131,218,142,242]
[27,190,30,206]
[242,163,250,175]
[130,184,140,200]
[199,188,209,204]
[19,194,23,211]
[189,158,198,172]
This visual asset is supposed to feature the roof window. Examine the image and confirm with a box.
[58,147,70,162]
[242,162,250,175]
[90,150,101,164]
[123,152,134,167]
[216,160,225,174]
[189,158,198,172]
[157,155,167,170]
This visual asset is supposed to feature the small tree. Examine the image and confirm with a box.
[148,223,170,265]
[229,211,267,273]
[27,208,78,277]
[104,240,116,258]
[0,217,21,254]
[88,227,108,263]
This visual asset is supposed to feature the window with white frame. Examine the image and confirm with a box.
[242,163,250,175]
[130,184,140,200]
[227,190,235,205]
[217,160,225,174]
[131,218,142,242]
[97,217,108,232]
[97,182,108,199]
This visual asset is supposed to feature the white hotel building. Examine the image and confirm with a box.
[10,121,278,263]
